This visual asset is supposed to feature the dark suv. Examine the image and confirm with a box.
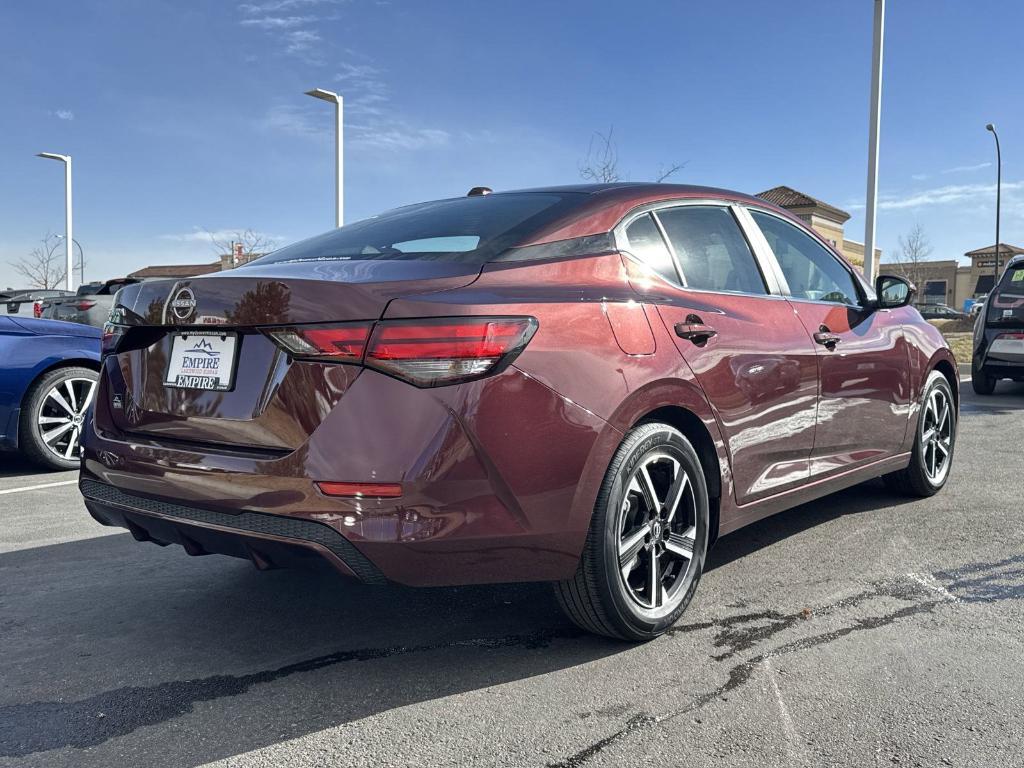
[972,254,1024,394]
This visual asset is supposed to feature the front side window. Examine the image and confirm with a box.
[623,213,679,284]
[750,210,859,305]
[655,206,767,295]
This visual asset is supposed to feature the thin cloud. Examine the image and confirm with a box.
[239,15,313,28]
[941,161,992,175]
[54,109,74,121]
[160,228,282,244]
[847,181,1024,212]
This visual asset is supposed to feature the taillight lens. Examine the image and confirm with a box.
[264,322,372,361]
[76,300,97,311]
[263,317,537,387]
[101,322,126,357]
[33,300,44,318]
[365,317,537,387]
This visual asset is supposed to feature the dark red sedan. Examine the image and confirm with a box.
[81,184,958,640]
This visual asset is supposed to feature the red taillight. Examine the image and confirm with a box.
[365,317,537,387]
[263,316,537,387]
[264,322,372,361]
[33,300,43,318]
[101,323,125,357]
[76,300,97,311]
[316,481,402,498]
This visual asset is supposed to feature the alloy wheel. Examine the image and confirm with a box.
[617,452,698,616]
[920,386,953,485]
[37,376,96,461]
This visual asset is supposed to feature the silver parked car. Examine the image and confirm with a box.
[42,278,139,327]
[2,289,73,318]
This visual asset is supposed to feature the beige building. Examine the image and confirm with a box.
[756,186,881,270]
[880,243,1024,311]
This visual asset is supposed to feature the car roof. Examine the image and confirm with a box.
[486,183,790,246]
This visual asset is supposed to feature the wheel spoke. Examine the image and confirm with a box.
[935,438,950,458]
[619,527,647,569]
[664,470,689,525]
[63,427,80,459]
[64,380,79,412]
[665,529,695,561]
[47,389,76,418]
[638,465,660,513]
[42,421,74,445]
[648,551,661,607]
[938,398,950,435]
[921,428,936,445]
[79,381,97,413]
[39,416,72,425]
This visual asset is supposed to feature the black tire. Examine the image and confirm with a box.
[883,370,956,497]
[554,422,710,641]
[971,358,996,395]
[19,365,98,471]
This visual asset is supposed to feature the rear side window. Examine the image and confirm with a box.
[656,206,767,295]
[750,210,858,305]
[623,213,679,283]
[987,264,1024,325]
[253,193,585,265]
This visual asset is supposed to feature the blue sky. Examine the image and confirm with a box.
[1,0,1021,289]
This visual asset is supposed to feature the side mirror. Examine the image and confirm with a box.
[875,274,915,309]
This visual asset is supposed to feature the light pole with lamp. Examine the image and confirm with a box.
[36,152,73,291]
[305,88,344,227]
[985,123,1002,287]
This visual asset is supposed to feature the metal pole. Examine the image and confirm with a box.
[335,95,344,227]
[863,0,885,281]
[64,158,73,291]
[987,125,1001,285]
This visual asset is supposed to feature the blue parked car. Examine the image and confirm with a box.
[0,315,101,470]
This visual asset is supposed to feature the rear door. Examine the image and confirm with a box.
[618,202,819,504]
[744,208,911,477]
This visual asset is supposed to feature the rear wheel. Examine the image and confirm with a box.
[971,358,996,395]
[884,370,955,497]
[555,422,709,641]
[19,366,98,471]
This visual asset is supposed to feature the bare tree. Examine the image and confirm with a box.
[206,229,274,268]
[895,223,933,288]
[10,234,67,288]
[580,126,685,184]
[580,127,621,183]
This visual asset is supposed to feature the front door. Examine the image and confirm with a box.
[746,209,912,477]
[620,205,820,504]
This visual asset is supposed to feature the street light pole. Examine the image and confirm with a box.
[305,88,344,227]
[36,152,73,291]
[863,0,885,282]
[986,124,1001,287]
[57,236,85,284]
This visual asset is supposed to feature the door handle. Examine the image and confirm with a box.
[675,315,718,344]
[813,325,841,349]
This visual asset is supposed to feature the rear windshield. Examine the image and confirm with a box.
[252,192,585,265]
[987,264,1024,325]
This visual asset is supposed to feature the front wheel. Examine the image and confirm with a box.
[555,422,710,641]
[884,370,956,497]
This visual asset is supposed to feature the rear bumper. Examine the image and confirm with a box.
[81,478,387,583]
[82,366,620,587]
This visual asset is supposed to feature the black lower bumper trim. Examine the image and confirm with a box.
[79,478,386,584]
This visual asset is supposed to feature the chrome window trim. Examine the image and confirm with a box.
[740,204,871,307]
[612,198,781,298]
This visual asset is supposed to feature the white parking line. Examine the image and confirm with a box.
[0,480,78,495]
[907,572,960,602]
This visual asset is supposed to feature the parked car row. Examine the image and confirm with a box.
[2,288,74,318]
[40,278,141,327]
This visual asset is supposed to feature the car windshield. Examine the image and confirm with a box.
[986,264,1024,325]
[252,192,585,265]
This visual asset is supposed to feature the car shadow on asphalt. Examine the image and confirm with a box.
[0,476,923,767]
[0,454,72,479]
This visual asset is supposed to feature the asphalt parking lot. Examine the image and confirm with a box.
[1,380,1023,768]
